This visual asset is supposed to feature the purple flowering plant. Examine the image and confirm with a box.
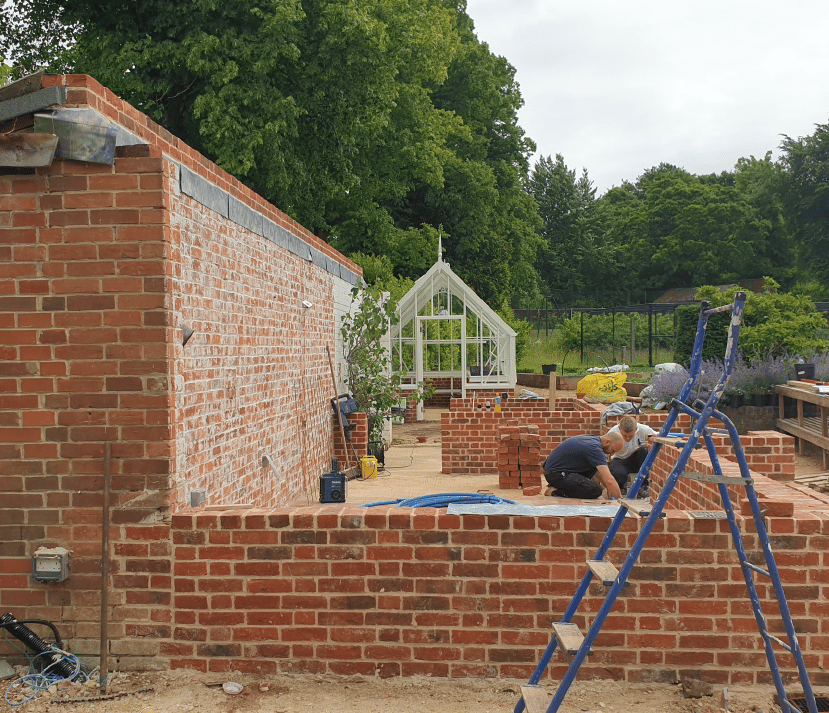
[647,350,817,405]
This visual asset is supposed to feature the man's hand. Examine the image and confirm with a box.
[596,465,622,500]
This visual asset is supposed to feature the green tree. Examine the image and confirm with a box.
[528,155,625,306]
[4,0,540,310]
[389,2,542,306]
[780,120,829,285]
[609,166,775,296]
[0,0,79,77]
[734,152,794,285]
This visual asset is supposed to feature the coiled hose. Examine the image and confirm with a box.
[361,492,516,508]
[1,615,92,706]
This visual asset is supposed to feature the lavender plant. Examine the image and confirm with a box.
[646,350,801,408]
[806,350,829,381]
[647,368,690,406]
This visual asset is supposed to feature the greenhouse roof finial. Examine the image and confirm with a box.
[438,233,443,263]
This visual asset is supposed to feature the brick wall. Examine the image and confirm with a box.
[648,432,798,513]
[1,75,360,666]
[441,398,700,475]
[156,503,829,685]
[2,75,824,686]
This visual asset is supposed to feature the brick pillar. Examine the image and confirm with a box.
[498,420,541,490]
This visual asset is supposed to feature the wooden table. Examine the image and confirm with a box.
[775,384,829,469]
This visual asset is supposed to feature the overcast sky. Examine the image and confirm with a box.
[465,0,829,195]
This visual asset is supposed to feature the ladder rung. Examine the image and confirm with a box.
[552,622,585,655]
[587,559,619,585]
[681,471,753,486]
[652,436,701,449]
[520,685,552,713]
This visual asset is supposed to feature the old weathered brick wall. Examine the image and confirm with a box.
[167,165,347,509]
[1,74,360,664]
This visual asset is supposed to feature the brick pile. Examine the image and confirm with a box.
[497,419,541,491]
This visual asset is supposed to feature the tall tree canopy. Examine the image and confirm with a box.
[527,154,625,307]
[598,165,778,301]
[781,120,829,286]
[2,0,540,307]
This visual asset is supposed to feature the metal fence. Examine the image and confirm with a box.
[515,302,829,369]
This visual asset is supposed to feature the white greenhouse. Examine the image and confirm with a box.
[390,246,517,420]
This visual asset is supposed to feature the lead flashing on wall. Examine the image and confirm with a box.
[180,164,229,217]
[177,162,360,285]
[229,195,264,236]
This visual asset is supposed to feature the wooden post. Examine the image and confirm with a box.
[99,441,111,691]
[325,346,352,471]
[548,365,557,411]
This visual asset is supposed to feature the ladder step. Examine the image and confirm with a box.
[520,685,552,713]
[553,622,585,655]
[618,498,659,517]
[681,470,753,486]
[743,561,771,578]
[587,559,619,585]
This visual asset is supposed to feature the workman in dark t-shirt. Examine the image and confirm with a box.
[543,432,624,500]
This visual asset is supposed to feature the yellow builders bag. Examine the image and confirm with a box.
[576,373,628,404]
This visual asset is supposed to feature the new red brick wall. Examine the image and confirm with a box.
[648,432,799,512]
[441,398,700,475]
[160,504,829,686]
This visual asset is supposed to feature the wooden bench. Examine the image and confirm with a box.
[775,384,829,469]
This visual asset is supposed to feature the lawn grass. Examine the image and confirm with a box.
[519,329,675,378]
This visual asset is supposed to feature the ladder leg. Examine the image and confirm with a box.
[519,295,817,713]
[703,430,818,713]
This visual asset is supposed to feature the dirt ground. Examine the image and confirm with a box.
[2,387,821,712]
[0,667,793,713]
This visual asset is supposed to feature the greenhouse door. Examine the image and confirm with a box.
[415,315,466,421]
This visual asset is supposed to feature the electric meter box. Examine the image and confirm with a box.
[32,546,70,582]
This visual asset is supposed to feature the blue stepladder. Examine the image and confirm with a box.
[516,292,819,713]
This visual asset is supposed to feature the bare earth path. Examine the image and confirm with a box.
[0,668,791,713]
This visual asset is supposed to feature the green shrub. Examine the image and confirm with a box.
[683,280,829,361]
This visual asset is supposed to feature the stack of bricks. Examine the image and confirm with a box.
[497,419,542,491]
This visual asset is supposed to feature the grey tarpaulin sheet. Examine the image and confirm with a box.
[446,503,625,517]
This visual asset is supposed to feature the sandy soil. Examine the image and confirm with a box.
[0,667,790,712]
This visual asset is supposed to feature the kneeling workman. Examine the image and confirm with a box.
[543,432,624,500]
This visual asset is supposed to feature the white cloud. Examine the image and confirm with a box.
[466,0,829,193]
